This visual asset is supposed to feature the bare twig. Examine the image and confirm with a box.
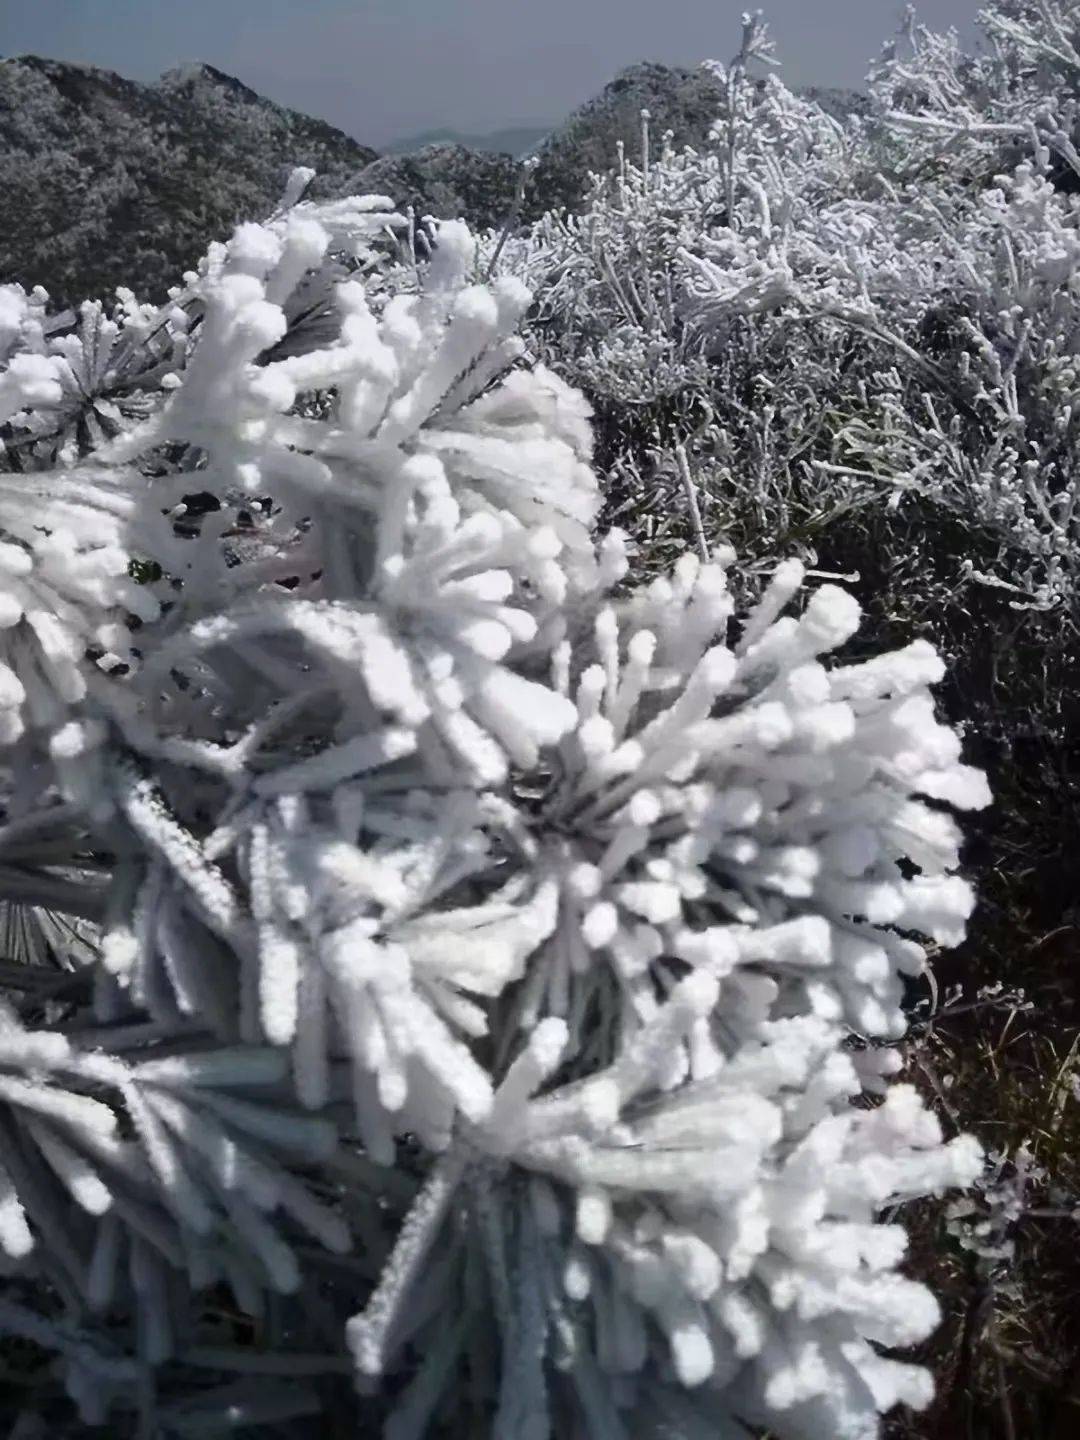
[991,1315,1018,1440]
[675,444,710,562]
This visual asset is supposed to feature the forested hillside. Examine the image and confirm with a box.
[0,57,377,305]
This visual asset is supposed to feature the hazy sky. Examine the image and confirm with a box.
[1,1,986,146]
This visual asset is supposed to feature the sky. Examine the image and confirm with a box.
[1,0,986,147]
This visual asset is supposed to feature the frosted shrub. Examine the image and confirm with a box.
[0,172,987,1438]
[869,1,1080,187]
[500,5,1080,616]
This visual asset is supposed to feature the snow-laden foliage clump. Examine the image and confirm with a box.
[0,87,992,1440]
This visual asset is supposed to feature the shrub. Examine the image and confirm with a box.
[500,4,1080,618]
[0,171,988,1438]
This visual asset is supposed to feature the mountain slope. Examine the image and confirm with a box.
[351,144,520,231]
[0,56,377,305]
[524,62,726,217]
[524,64,869,218]
[385,125,552,158]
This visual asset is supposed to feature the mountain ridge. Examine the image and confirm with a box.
[0,54,867,306]
[0,53,378,305]
[385,124,553,159]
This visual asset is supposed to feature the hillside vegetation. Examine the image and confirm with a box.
[0,58,377,306]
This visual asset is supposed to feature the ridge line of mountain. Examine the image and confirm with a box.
[0,52,866,305]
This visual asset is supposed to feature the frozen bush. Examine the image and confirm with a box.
[0,163,990,1438]
[496,5,1080,618]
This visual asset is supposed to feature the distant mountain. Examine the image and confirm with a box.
[0,56,377,306]
[352,145,520,231]
[385,125,552,159]
[524,62,727,218]
[799,86,870,123]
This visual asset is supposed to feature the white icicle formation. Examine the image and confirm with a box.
[103,197,611,786]
[0,173,990,1439]
[0,466,178,741]
[0,284,62,427]
[240,788,520,1144]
